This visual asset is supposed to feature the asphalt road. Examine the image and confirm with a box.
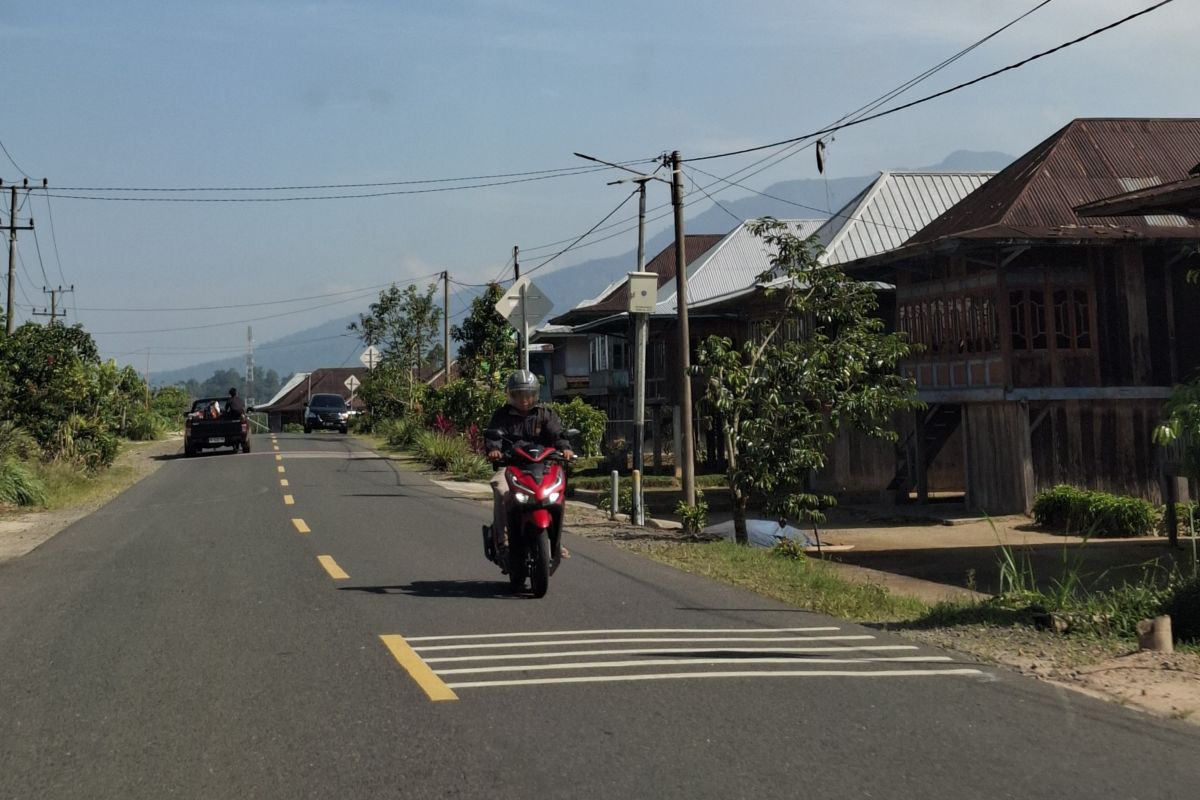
[2,433,1198,799]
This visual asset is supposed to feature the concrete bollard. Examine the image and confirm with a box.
[610,470,619,521]
[1136,615,1174,653]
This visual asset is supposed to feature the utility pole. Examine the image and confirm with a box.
[3,179,39,336]
[669,151,696,506]
[513,245,523,372]
[246,326,255,405]
[442,271,450,385]
[33,284,73,321]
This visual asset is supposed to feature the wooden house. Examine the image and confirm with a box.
[852,118,1200,513]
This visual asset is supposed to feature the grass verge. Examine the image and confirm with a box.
[632,540,928,622]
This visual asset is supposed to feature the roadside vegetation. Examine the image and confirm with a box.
[0,320,190,510]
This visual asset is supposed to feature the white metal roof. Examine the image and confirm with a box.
[816,171,994,266]
[654,219,824,314]
[262,372,309,408]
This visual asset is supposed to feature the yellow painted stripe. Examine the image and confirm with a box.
[380,635,458,702]
[275,454,282,461]
[280,479,289,487]
[273,445,279,451]
[277,466,286,474]
[317,555,349,580]
[283,494,295,506]
[291,518,310,534]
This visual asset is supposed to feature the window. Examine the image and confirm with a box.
[1052,288,1093,351]
[589,335,609,372]
[1010,289,1048,351]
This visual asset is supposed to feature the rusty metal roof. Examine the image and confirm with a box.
[907,118,1200,247]
[1075,174,1200,220]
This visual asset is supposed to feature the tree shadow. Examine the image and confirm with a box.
[338,580,519,599]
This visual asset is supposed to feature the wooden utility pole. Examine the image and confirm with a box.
[4,180,37,335]
[442,271,450,385]
[33,284,73,321]
[669,151,696,506]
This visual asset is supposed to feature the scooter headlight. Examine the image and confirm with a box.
[513,491,533,504]
[547,491,561,504]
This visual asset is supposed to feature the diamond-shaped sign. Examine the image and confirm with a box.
[344,375,361,393]
[494,277,553,331]
[359,346,381,370]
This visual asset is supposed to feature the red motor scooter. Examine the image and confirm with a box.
[482,429,576,598]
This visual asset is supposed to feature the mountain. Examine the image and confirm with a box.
[532,150,1013,313]
[152,314,363,388]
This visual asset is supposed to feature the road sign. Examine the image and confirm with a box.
[494,277,553,330]
[344,375,361,393]
[359,346,381,370]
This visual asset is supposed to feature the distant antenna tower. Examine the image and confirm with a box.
[246,326,255,404]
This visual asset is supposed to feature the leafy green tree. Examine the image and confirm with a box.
[693,219,919,544]
[451,283,516,384]
[350,282,442,411]
[0,321,100,447]
[1155,269,1200,476]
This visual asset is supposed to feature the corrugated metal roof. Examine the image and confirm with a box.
[655,219,824,313]
[1076,174,1200,220]
[817,171,994,265]
[907,118,1200,246]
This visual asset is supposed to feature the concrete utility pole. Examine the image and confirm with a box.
[442,271,450,385]
[3,180,38,335]
[669,151,696,506]
[33,284,73,321]
[512,245,522,371]
[246,326,255,405]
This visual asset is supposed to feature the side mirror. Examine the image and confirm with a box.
[484,428,505,441]
[247,405,255,413]
[566,428,580,439]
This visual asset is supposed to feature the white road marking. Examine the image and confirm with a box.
[422,645,921,663]
[413,635,875,652]
[445,668,985,690]
[435,655,956,675]
[405,627,840,642]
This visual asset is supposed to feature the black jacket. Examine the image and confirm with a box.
[485,404,569,452]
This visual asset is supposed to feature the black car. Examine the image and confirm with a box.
[304,393,351,434]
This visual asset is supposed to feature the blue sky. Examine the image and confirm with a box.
[2,0,1197,371]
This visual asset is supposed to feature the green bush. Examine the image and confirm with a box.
[675,499,709,534]
[548,396,607,457]
[50,414,119,471]
[413,431,470,471]
[0,458,47,506]
[596,483,650,517]
[125,408,165,441]
[429,380,506,431]
[448,452,492,481]
[378,417,418,449]
[1162,575,1200,643]
[0,421,39,461]
[771,537,808,561]
[282,423,305,433]
[1161,502,1198,536]
[1032,485,1157,537]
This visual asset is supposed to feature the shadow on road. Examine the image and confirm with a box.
[338,580,518,599]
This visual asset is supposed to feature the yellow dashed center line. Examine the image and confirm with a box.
[291,518,310,534]
[275,454,282,461]
[283,494,295,505]
[273,445,279,451]
[380,635,458,702]
[277,466,286,474]
[317,555,349,580]
[280,479,289,487]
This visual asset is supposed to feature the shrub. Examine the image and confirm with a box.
[377,417,418,449]
[595,483,650,518]
[448,452,492,481]
[1160,502,1198,536]
[50,414,119,471]
[675,499,709,534]
[413,431,470,471]
[430,380,505,432]
[771,537,808,561]
[548,396,607,457]
[1162,575,1200,643]
[0,421,39,461]
[0,458,47,506]
[282,423,305,433]
[125,408,165,441]
[1032,485,1157,537]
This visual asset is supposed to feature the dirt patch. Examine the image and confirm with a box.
[563,503,1200,725]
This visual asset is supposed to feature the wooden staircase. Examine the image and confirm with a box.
[888,404,962,502]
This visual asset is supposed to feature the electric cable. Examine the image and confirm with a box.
[686,0,1175,163]
[0,136,30,177]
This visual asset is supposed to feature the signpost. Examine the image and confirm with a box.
[344,375,361,394]
[628,271,657,526]
[495,276,553,371]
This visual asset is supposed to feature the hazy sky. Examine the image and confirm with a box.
[2,0,1197,371]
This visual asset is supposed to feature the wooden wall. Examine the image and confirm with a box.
[813,426,897,502]
[1028,399,1164,504]
[963,402,1034,515]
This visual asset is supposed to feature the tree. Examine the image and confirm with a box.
[1155,267,1200,476]
[693,219,920,544]
[350,282,442,411]
[451,283,516,384]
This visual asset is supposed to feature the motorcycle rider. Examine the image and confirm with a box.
[485,370,574,562]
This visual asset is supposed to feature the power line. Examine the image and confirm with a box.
[40,190,69,286]
[686,0,1175,163]
[522,188,641,278]
[73,273,441,313]
[0,137,30,177]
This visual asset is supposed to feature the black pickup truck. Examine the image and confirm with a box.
[184,397,250,456]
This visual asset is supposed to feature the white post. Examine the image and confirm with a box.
[632,312,647,525]
[520,283,529,372]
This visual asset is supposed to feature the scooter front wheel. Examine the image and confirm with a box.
[508,537,528,590]
[529,530,551,598]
